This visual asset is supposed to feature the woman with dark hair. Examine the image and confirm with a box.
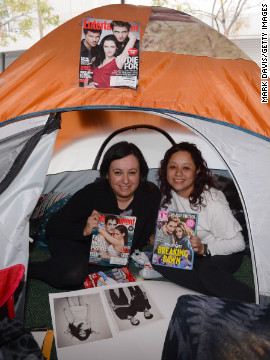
[28,141,161,289]
[159,142,217,209]
[173,223,192,249]
[99,141,149,184]
[153,142,255,302]
[174,222,189,242]
[87,32,137,89]
[64,296,93,341]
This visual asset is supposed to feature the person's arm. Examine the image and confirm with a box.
[83,210,100,236]
[86,304,91,327]
[46,184,97,241]
[86,82,99,89]
[132,184,161,251]
[149,234,155,245]
[98,226,118,246]
[116,32,137,69]
[201,232,245,256]
[193,189,245,256]
[63,307,73,324]
[154,228,165,250]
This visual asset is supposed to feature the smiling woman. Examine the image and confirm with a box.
[27,141,161,289]
[153,142,255,303]
[105,154,140,209]
[166,151,200,199]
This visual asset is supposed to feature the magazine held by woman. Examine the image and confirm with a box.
[89,213,136,266]
[152,211,198,270]
[79,17,140,89]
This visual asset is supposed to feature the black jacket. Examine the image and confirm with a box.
[46,181,161,251]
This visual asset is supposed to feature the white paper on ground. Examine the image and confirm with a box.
[49,281,200,360]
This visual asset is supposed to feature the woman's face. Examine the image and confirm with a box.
[79,329,87,337]
[113,229,124,241]
[175,226,183,239]
[107,154,140,201]
[103,40,117,57]
[167,151,199,198]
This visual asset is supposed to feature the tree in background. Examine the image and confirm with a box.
[151,0,192,13]
[0,0,59,46]
[151,0,260,37]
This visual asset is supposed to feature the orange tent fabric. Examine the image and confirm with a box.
[0,4,269,140]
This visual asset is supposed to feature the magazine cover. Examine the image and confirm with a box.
[84,271,118,289]
[152,211,198,270]
[79,18,140,89]
[89,213,136,266]
[84,267,136,289]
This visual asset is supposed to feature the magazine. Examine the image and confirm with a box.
[152,210,198,270]
[79,17,140,89]
[84,267,136,289]
[89,213,136,266]
[104,267,136,283]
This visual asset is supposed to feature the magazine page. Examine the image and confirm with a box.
[49,281,199,360]
[103,283,163,332]
[49,288,113,353]
[79,18,140,89]
[89,213,136,266]
[152,210,198,270]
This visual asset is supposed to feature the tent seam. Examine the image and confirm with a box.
[0,106,269,142]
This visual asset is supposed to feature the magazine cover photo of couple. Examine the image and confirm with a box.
[89,213,136,266]
[152,211,198,270]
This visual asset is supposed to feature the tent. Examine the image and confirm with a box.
[0,3,269,312]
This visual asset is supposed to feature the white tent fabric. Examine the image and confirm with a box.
[0,115,58,271]
[47,126,226,174]
[155,111,270,303]
[0,110,268,304]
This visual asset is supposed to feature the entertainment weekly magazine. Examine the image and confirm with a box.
[152,211,198,270]
[79,17,140,89]
[89,213,137,266]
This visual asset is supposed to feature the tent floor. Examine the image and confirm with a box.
[23,243,254,360]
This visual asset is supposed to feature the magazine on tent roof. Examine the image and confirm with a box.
[89,213,136,266]
[79,17,140,89]
[152,210,198,270]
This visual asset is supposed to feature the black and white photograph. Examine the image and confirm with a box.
[104,284,163,331]
[52,293,112,348]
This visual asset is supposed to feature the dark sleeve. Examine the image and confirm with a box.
[46,184,95,242]
[132,183,161,251]
[140,185,161,248]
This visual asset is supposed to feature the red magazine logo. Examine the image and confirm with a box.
[128,47,138,56]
